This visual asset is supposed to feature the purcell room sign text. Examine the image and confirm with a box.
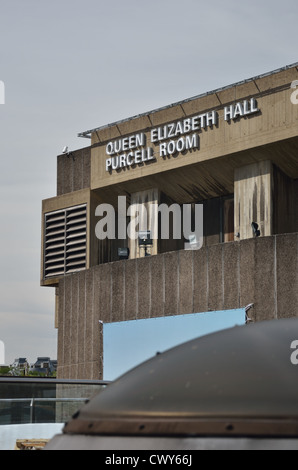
[105,98,259,172]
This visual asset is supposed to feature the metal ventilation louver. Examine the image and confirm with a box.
[44,204,87,278]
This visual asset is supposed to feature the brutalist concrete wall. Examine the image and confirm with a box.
[57,233,298,379]
[57,147,91,196]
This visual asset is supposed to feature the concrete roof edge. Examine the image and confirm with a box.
[78,61,298,139]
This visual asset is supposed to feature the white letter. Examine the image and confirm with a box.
[95,204,115,240]
[291,340,298,365]
[122,137,129,151]
[149,202,158,241]
[118,196,127,240]
[250,98,259,113]
[134,150,142,164]
[106,142,114,155]
[127,203,147,241]
[151,129,158,143]
[186,134,199,150]
[147,147,155,160]
[160,143,167,157]
[129,135,136,149]
[206,111,217,126]
[106,158,112,172]
[158,203,181,240]
[243,100,250,115]
[224,105,234,121]
[111,156,119,170]
[199,114,206,128]
[158,126,167,141]
[136,133,146,147]
[141,149,148,162]
[114,140,122,153]
[233,102,244,118]
[176,137,186,152]
[183,204,203,250]
[183,118,191,133]
[119,154,127,168]
[127,152,134,166]
[192,116,199,130]
[168,123,175,138]
[167,141,176,155]
[175,121,183,136]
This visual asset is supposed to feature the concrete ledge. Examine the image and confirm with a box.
[57,233,298,379]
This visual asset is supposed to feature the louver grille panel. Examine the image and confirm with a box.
[65,205,87,274]
[44,205,87,278]
[44,211,66,277]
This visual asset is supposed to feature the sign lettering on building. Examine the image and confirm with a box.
[105,98,259,172]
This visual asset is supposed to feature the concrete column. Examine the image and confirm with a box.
[234,161,273,240]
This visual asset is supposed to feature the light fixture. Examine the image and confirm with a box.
[251,222,260,238]
[138,231,152,256]
[138,231,152,246]
[118,247,129,260]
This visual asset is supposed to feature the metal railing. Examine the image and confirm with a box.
[0,398,86,424]
[0,377,110,386]
[0,377,111,425]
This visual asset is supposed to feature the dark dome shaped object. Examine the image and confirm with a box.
[64,318,298,438]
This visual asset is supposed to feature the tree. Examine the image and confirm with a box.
[0,366,12,376]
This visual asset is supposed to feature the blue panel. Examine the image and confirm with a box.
[103,309,245,380]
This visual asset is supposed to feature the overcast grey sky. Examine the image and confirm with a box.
[0,0,297,365]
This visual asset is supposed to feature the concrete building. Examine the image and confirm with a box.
[30,357,57,376]
[41,63,298,379]
[11,358,29,375]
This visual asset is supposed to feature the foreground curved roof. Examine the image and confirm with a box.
[64,318,298,438]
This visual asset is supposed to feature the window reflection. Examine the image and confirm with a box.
[103,309,245,380]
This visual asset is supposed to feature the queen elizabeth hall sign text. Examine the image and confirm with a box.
[105,98,260,172]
